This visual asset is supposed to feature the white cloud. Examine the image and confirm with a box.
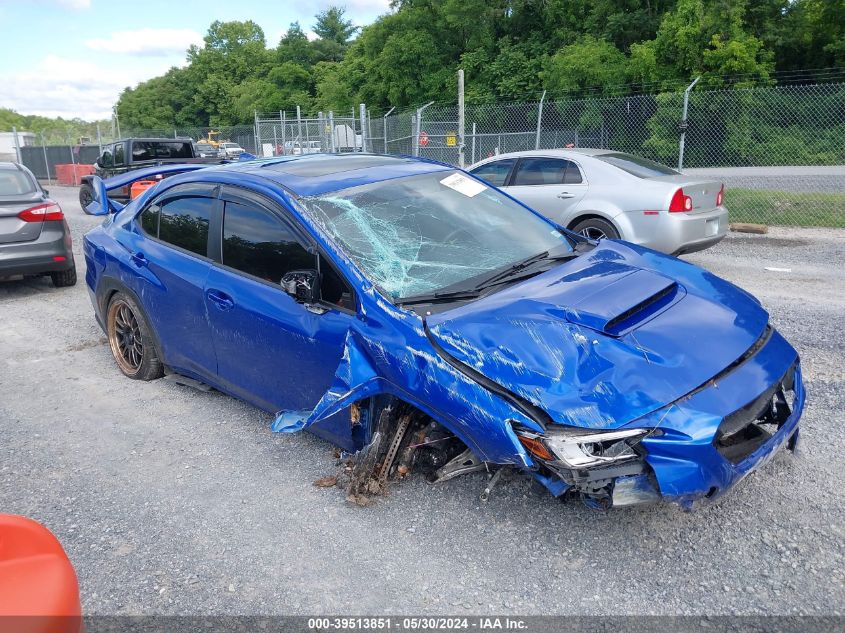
[0,55,172,120]
[86,28,203,56]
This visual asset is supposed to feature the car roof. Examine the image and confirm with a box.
[473,148,612,163]
[209,154,453,197]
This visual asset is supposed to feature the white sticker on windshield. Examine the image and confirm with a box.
[440,172,487,198]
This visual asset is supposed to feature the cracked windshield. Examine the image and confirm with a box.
[301,171,572,300]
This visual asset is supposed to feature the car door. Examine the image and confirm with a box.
[503,157,588,224]
[204,187,354,415]
[123,182,219,379]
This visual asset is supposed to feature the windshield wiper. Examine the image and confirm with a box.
[399,288,481,306]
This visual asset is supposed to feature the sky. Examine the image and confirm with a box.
[0,0,392,121]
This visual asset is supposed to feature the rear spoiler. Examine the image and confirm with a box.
[82,164,211,216]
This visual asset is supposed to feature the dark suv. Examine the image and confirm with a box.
[0,162,76,287]
[79,138,222,208]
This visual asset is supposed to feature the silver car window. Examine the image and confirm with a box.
[469,158,516,186]
[596,153,678,178]
[512,158,578,186]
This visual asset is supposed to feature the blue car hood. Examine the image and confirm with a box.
[426,242,769,430]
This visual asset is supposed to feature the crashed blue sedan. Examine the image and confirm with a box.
[82,154,804,510]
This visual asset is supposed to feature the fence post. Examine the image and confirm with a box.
[457,69,466,168]
[329,111,335,153]
[383,106,395,154]
[11,126,21,163]
[296,105,303,142]
[414,102,435,157]
[359,104,368,153]
[678,76,700,172]
[281,111,286,153]
[535,90,546,150]
[253,110,259,155]
[40,133,51,185]
[471,122,476,164]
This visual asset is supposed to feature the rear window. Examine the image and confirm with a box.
[596,153,678,178]
[0,169,36,195]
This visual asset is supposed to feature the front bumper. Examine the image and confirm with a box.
[637,327,803,508]
[529,326,804,509]
[0,220,74,277]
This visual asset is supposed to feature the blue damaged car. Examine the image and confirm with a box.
[82,154,804,509]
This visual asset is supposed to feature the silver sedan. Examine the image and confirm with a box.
[468,149,728,255]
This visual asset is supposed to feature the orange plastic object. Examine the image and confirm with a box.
[130,179,157,200]
[0,515,81,633]
[55,164,95,186]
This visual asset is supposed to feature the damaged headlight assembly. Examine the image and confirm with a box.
[515,426,648,469]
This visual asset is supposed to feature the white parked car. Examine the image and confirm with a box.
[218,142,245,158]
[468,149,728,255]
[284,140,322,155]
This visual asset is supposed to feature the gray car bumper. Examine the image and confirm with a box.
[0,220,74,277]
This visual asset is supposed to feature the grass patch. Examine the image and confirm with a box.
[725,188,845,228]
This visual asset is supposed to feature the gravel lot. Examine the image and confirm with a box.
[1,186,843,616]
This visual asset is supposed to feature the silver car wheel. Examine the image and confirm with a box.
[579,227,607,240]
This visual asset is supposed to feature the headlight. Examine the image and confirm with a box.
[517,427,648,469]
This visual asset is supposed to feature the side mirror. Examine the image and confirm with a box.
[281,269,320,304]
[83,175,111,216]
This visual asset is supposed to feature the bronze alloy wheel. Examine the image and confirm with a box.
[107,298,144,376]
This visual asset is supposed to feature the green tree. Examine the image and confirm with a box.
[313,6,359,45]
[543,36,628,95]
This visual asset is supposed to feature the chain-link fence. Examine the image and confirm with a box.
[7,80,841,226]
[257,82,844,227]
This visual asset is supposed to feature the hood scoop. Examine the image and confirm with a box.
[564,268,681,335]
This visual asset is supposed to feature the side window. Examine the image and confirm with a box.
[113,143,125,166]
[469,159,516,187]
[139,203,160,236]
[563,161,583,184]
[319,254,355,310]
[154,142,193,159]
[512,158,571,186]
[222,201,315,283]
[158,196,212,257]
[132,141,154,161]
[100,145,113,168]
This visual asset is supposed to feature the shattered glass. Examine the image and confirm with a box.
[301,171,571,299]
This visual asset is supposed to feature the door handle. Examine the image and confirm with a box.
[206,289,234,311]
[130,251,148,267]
[557,192,575,199]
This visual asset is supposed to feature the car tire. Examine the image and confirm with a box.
[106,292,164,381]
[79,184,94,211]
[50,261,77,288]
[571,217,620,241]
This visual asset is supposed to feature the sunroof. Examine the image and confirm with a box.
[263,154,410,177]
